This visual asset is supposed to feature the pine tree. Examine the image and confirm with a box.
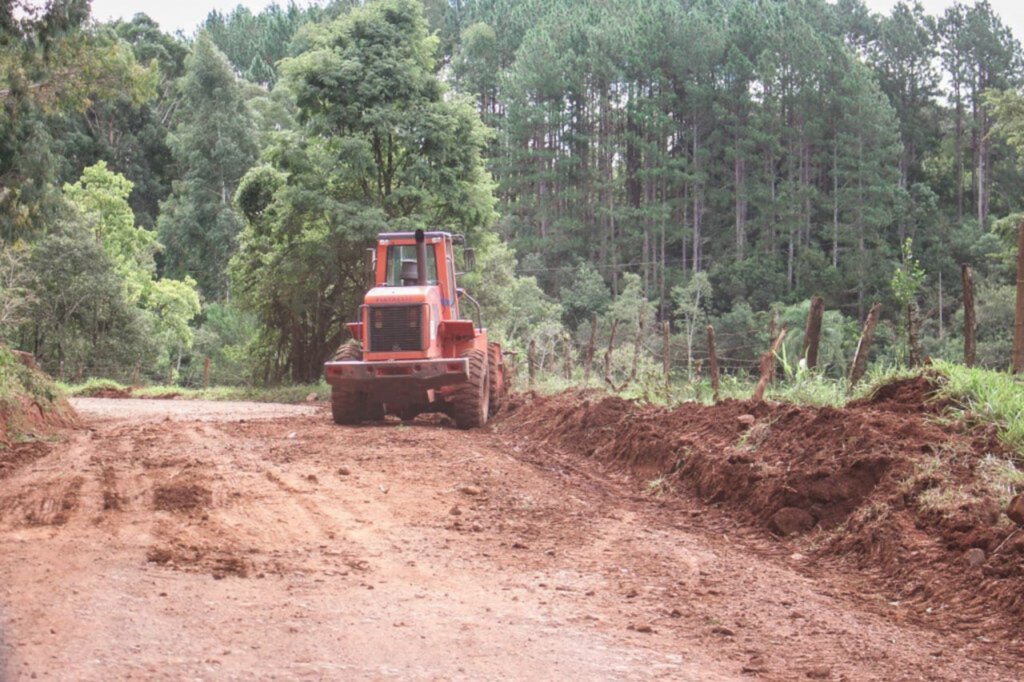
[157,32,258,300]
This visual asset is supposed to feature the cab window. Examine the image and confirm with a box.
[385,245,438,286]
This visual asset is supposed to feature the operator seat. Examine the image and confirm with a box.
[400,260,419,286]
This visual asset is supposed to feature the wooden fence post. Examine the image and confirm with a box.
[662,320,671,395]
[908,301,922,368]
[584,313,597,385]
[603,319,619,386]
[1014,222,1024,374]
[849,302,882,390]
[562,334,573,380]
[962,264,976,368]
[527,339,536,387]
[803,296,825,370]
[706,325,720,402]
[753,327,787,402]
[203,356,212,389]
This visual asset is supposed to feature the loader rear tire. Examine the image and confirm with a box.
[330,343,383,424]
[451,349,489,430]
[487,343,506,416]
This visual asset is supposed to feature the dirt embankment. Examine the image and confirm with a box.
[0,350,77,480]
[496,376,1024,634]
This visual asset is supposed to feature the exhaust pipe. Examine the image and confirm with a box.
[415,229,427,286]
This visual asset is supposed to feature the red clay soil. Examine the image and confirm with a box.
[497,376,1024,636]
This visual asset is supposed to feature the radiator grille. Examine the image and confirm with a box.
[368,305,425,352]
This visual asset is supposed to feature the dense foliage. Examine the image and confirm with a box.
[2,0,1024,386]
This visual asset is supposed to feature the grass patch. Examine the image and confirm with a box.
[61,380,329,404]
[57,377,128,397]
[931,360,1024,452]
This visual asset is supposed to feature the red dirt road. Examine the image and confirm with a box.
[0,398,1021,680]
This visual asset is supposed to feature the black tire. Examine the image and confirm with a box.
[451,349,489,429]
[329,343,383,424]
[487,343,505,415]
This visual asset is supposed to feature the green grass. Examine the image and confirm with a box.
[61,379,329,404]
[931,359,1024,452]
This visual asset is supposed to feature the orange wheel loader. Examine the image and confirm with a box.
[323,229,509,428]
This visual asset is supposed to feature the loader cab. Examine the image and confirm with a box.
[373,231,460,322]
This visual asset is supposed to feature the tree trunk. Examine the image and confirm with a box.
[735,155,746,261]
[849,303,881,390]
[1014,223,1024,374]
[802,296,825,370]
[962,264,976,367]
[707,325,720,402]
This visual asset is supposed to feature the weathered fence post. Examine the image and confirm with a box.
[562,334,573,380]
[584,313,597,385]
[131,361,140,386]
[908,301,923,368]
[706,325,720,402]
[768,308,779,385]
[849,302,882,390]
[603,319,619,386]
[1014,222,1024,374]
[662,320,671,396]
[527,339,537,387]
[802,296,825,370]
[962,264,976,368]
[753,327,788,402]
[203,356,212,389]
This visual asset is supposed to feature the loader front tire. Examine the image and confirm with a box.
[330,343,383,424]
[451,349,489,430]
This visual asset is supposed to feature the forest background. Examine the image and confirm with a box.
[4,0,1024,389]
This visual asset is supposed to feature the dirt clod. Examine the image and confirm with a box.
[153,483,212,512]
[965,548,986,568]
[770,507,816,536]
[1006,494,1024,525]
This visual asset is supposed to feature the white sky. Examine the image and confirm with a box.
[90,0,1024,41]
[89,0,313,34]
[864,0,1024,42]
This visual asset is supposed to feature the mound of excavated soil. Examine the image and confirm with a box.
[497,378,1024,632]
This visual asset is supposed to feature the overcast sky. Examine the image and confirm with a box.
[90,0,1024,41]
